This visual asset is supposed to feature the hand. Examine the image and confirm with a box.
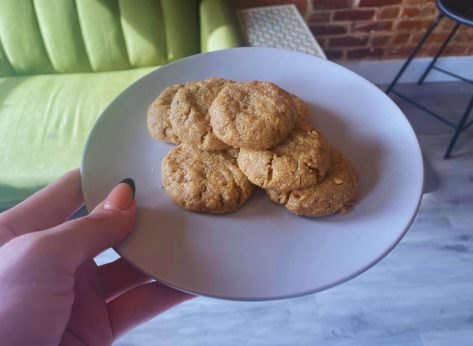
[0,170,192,345]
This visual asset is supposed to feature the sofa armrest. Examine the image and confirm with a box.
[200,0,242,53]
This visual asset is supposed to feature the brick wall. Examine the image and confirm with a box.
[234,0,473,61]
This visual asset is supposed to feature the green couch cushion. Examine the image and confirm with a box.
[0,66,156,207]
[0,0,201,76]
[34,0,92,73]
[162,0,200,61]
[200,0,242,52]
[118,0,168,67]
[0,0,54,75]
[75,0,131,72]
[0,40,13,76]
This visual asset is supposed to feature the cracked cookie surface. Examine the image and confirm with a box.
[237,127,331,192]
[209,81,296,149]
[266,148,359,217]
[161,144,254,214]
[170,78,232,150]
[147,84,183,144]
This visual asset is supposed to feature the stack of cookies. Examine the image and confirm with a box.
[147,78,359,216]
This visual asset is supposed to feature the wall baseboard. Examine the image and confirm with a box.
[340,56,473,85]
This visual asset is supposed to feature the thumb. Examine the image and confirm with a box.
[44,178,137,269]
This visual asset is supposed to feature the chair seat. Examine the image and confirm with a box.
[437,0,473,26]
[0,66,156,208]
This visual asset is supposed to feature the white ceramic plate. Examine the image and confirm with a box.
[81,48,423,301]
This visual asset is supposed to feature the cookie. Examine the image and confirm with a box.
[292,94,312,130]
[226,147,240,159]
[209,81,296,149]
[237,127,330,192]
[147,84,183,144]
[170,78,232,151]
[161,144,254,214]
[266,148,359,217]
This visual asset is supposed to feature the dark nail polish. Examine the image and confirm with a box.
[120,178,136,199]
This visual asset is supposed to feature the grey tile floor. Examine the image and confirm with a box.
[97,82,473,346]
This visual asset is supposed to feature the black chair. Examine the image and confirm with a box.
[386,0,473,159]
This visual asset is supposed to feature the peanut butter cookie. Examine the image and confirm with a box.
[170,78,233,151]
[210,81,296,149]
[238,127,330,192]
[292,94,312,130]
[147,84,182,144]
[161,144,254,214]
[266,148,359,217]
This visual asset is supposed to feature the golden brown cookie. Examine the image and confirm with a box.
[292,94,312,130]
[237,127,330,192]
[161,144,254,214]
[226,147,240,159]
[147,84,183,144]
[266,148,359,217]
[170,78,232,151]
[209,81,296,149]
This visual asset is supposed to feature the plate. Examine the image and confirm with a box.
[81,48,423,301]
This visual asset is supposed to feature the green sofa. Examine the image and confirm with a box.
[0,0,241,208]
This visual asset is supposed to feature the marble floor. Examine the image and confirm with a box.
[98,82,473,346]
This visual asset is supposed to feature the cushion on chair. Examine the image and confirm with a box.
[200,0,242,52]
[0,67,155,207]
[0,0,199,76]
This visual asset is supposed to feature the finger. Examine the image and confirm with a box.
[0,169,83,236]
[98,258,151,302]
[35,179,137,270]
[108,281,194,338]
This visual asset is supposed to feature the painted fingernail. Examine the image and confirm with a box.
[104,178,135,210]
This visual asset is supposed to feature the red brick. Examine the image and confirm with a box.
[444,44,468,56]
[416,46,430,56]
[377,6,400,19]
[334,9,375,21]
[310,24,347,36]
[402,6,421,18]
[397,19,434,31]
[312,0,351,10]
[392,33,411,44]
[420,4,437,17]
[347,48,384,59]
[329,35,369,47]
[466,45,473,55]
[409,31,425,44]
[407,0,434,3]
[424,43,442,56]
[371,35,390,46]
[308,11,332,24]
[428,32,450,43]
[359,0,401,7]
[325,49,344,59]
[402,5,436,18]
[439,18,457,31]
[386,45,417,58]
[352,21,393,32]
[452,27,473,43]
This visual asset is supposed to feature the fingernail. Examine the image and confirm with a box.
[104,178,135,210]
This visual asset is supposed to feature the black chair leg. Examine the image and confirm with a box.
[444,93,473,158]
[418,22,460,85]
[386,14,444,94]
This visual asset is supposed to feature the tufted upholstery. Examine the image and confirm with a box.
[0,0,200,76]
